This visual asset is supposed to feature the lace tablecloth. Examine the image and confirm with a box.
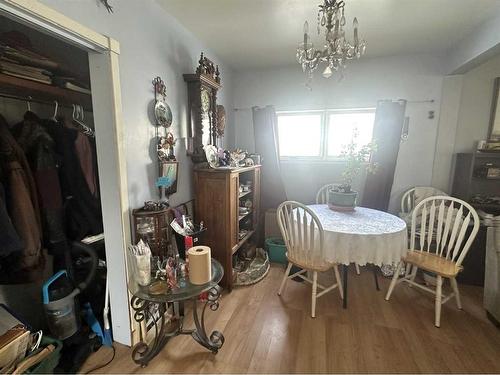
[308,204,408,266]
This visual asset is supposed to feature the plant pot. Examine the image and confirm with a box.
[328,190,358,211]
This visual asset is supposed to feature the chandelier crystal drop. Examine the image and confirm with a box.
[296,0,366,87]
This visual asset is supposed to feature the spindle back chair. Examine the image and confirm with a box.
[386,196,480,327]
[277,201,343,317]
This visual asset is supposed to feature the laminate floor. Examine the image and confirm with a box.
[82,265,500,373]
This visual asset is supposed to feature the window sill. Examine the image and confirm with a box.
[280,158,347,165]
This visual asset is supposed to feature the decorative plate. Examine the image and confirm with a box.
[204,145,219,168]
[154,100,173,128]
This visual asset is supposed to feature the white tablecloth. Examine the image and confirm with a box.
[308,204,408,266]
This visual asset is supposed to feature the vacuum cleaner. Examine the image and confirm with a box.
[42,242,98,340]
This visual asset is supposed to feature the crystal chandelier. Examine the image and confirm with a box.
[296,0,366,86]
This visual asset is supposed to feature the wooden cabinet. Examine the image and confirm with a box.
[451,152,500,214]
[194,165,261,291]
[451,152,500,286]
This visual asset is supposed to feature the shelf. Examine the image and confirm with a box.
[475,152,500,158]
[238,211,252,221]
[0,73,92,111]
[473,177,500,181]
[239,189,252,199]
[472,203,500,210]
[232,230,255,254]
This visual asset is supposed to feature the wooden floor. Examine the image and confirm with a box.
[83,265,500,373]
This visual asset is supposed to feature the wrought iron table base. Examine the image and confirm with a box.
[130,286,224,367]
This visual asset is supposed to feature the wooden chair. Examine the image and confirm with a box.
[316,184,361,275]
[277,201,343,317]
[385,196,480,327]
[400,187,447,216]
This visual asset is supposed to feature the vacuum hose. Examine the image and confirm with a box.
[71,241,98,292]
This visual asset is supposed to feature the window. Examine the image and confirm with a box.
[277,109,375,160]
[277,113,322,157]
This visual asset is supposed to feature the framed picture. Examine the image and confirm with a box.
[157,161,179,196]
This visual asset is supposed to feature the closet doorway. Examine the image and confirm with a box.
[0,0,132,345]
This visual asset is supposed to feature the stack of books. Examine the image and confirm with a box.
[0,43,56,85]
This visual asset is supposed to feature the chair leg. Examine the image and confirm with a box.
[408,266,418,287]
[278,262,293,296]
[311,271,318,318]
[333,265,343,300]
[450,277,462,310]
[405,262,411,278]
[385,261,403,300]
[435,275,443,327]
[355,263,361,275]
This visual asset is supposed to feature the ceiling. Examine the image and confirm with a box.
[158,0,500,71]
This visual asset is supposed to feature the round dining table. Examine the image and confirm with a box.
[307,204,408,308]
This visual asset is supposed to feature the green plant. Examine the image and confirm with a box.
[336,129,377,193]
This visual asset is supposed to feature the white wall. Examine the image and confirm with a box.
[40,0,235,209]
[233,54,445,212]
[454,53,500,153]
[431,53,500,193]
[431,75,463,192]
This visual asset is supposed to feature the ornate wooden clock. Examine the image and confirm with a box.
[183,53,222,163]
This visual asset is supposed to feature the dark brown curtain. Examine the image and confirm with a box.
[361,100,407,211]
[252,105,287,210]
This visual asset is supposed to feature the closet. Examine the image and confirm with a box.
[0,15,105,332]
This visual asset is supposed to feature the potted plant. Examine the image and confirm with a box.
[328,130,377,211]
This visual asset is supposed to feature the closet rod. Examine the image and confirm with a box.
[0,92,86,111]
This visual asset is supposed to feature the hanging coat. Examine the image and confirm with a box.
[0,114,44,282]
[42,118,103,240]
[12,111,70,271]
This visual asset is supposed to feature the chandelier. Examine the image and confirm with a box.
[296,0,366,86]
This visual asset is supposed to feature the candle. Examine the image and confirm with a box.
[303,21,309,46]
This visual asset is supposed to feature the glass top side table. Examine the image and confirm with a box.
[128,259,224,367]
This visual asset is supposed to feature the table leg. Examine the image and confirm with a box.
[342,264,348,309]
[187,285,225,353]
[130,298,179,367]
[373,265,380,291]
[130,286,225,367]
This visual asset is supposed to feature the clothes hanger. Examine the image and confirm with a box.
[52,101,59,121]
[73,104,94,137]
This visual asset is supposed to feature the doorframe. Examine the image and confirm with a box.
[0,0,133,345]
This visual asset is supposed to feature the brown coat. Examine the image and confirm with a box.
[0,114,43,282]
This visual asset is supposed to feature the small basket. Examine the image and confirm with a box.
[26,336,63,374]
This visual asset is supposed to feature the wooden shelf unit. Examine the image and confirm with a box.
[451,152,500,286]
[194,165,261,291]
[451,152,500,212]
[0,73,92,111]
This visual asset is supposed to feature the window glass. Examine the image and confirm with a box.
[277,114,322,157]
[327,112,375,157]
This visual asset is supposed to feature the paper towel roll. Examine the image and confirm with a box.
[188,246,212,285]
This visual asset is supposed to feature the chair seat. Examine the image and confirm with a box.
[286,254,332,272]
[404,250,462,278]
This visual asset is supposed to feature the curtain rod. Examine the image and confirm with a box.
[0,92,87,111]
[234,99,435,112]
